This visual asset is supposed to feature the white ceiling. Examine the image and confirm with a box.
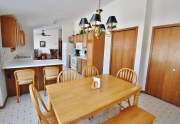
[0,0,113,28]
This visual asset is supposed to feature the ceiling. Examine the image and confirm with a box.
[0,0,113,28]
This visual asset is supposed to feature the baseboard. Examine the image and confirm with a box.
[0,96,8,109]
[140,90,147,94]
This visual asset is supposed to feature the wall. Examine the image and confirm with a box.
[33,28,59,53]
[140,0,180,89]
[0,19,7,106]
[73,0,147,83]
[61,21,74,68]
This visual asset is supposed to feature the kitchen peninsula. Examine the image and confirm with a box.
[2,59,64,97]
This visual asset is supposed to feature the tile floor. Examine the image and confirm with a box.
[0,92,179,124]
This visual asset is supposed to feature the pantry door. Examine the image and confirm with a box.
[110,27,138,76]
[147,24,180,106]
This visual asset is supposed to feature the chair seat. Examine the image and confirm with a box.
[19,79,33,85]
[39,110,58,124]
[103,106,155,124]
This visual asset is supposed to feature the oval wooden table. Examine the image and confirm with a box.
[46,75,141,124]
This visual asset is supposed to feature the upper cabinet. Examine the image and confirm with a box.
[68,32,105,74]
[1,15,25,48]
[19,30,25,46]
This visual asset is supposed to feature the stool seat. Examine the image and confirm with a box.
[103,106,155,124]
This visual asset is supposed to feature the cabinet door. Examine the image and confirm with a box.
[81,59,87,73]
[1,16,17,48]
[19,30,25,46]
[83,34,88,47]
[77,58,82,73]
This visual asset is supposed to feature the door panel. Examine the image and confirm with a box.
[110,27,138,76]
[147,28,170,98]
[162,26,180,105]
[147,25,180,106]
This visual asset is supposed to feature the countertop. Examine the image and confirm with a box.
[2,59,64,69]
[76,56,87,60]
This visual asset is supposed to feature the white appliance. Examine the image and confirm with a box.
[75,43,83,50]
[71,56,77,70]
[79,49,86,57]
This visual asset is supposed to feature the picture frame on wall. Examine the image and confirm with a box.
[40,41,46,47]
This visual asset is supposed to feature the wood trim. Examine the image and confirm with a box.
[112,26,138,32]
[0,96,8,109]
[110,26,138,74]
[145,23,180,92]
[152,23,180,29]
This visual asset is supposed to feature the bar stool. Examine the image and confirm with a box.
[43,66,60,95]
[14,69,35,103]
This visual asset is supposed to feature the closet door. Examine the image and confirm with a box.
[162,26,180,105]
[147,28,170,98]
[147,25,180,106]
[110,27,138,76]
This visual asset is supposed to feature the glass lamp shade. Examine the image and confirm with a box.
[100,24,105,31]
[90,14,101,26]
[106,16,117,26]
[79,18,89,28]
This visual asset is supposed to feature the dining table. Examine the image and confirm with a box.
[46,74,141,124]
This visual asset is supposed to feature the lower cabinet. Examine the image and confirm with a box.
[77,58,87,74]
[5,65,62,97]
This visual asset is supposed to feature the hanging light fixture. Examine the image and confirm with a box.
[79,0,118,37]
[79,18,89,33]
[106,16,118,31]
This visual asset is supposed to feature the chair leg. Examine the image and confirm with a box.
[44,79,46,96]
[16,84,20,103]
[118,103,125,110]
[127,99,131,107]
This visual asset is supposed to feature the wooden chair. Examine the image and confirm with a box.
[103,106,155,124]
[82,65,99,77]
[57,69,82,83]
[116,68,137,84]
[43,66,59,95]
[116,68,137,107]
[29,84,58,124]
[14,69,35,103]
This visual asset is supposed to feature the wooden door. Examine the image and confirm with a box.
[147,25,180,106]
[110,27,138,76]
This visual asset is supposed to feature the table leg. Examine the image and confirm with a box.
[48,95,52,110]
[133,90,140,106]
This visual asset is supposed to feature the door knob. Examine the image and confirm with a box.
[172,68,176,72]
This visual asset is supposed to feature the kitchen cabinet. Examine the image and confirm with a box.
[77,58,87,74]
[82,34,87,47]
[81,59,87,72]
[69,32,105,74]
[77,58,82,73]
[1,16,17,48]
[86,32,105,74]
[1,15,25,48]
[68,36,74,42]
[19,30,25,46]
